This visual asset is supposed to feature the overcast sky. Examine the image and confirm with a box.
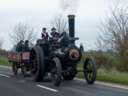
[0,0,127,50]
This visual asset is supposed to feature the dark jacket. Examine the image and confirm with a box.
[51,32,60,38]
[42,32,49,40]
[16,42,24,52]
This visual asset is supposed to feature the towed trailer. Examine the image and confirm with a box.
[8,52,31,76]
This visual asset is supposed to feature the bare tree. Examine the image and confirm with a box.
[51,15,68,33]
[10,23,37,45]
[97,5,128,71]
[98,6,128,53]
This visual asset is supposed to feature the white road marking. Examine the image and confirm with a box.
[0,74,10,78]
[37,84,58,92]
[75,78,128,90]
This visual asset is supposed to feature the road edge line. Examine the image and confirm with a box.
[75,78,128,90]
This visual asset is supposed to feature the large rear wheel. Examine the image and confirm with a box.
[51,57,62,86]
[84,58,96,84]
[30,46,45,82]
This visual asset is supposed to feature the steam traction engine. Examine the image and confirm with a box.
[30,15,96,86]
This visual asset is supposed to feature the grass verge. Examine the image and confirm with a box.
[0,57,10,66]
[97,69,128,86]
[77,68,128,86]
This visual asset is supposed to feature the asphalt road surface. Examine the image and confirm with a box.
[0,66,128,96]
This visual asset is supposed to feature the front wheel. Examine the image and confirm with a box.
[51,57,62,86]
[84,58,96,84]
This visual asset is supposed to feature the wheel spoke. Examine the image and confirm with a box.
[89,74,92,80]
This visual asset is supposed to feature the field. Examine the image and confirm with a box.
[0,57,10,66]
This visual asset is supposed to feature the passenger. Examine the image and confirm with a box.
[24,40,30,52]
[16,40,24,52]
[41,27,49,40]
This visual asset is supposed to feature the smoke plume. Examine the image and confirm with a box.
[60,0,79,13]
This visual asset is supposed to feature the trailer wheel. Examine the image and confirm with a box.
[21,64,28,77]
[84,58,96,84]
[30,46,45,82]
[51,57,62,86]
[12,62,18,75]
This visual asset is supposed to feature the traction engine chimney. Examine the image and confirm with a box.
[68,15,75,39]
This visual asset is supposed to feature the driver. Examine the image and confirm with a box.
[41,27,49,40]
[50,27,60,39]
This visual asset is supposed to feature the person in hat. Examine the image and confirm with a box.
[41,27,49,40]
[50,27,60,38]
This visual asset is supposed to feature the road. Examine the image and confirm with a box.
[0,66,128,96]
